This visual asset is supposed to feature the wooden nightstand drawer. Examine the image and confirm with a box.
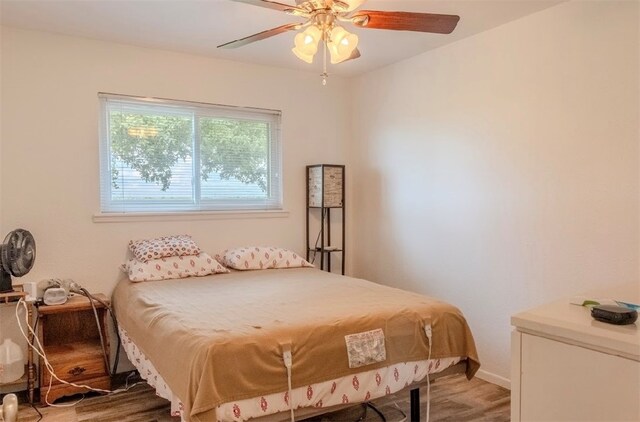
[43,341,107,386]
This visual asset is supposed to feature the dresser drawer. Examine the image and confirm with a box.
[42,341,107,386]
[520,334,639,421]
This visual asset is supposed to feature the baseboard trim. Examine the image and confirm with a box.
[475,369,511,390]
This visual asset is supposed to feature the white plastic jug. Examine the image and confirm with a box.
[0,338,24,383]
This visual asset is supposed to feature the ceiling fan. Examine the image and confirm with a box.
[218,0,460,83]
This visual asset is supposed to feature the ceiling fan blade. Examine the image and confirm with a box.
[217,23,300,49]
[351,10,460,34]
[230,0,308,15]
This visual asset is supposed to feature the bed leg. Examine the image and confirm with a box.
[410,387,420,421]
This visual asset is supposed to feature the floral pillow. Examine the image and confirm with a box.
[129,234,201,263]
[218,246,313,270]
[122,252,229,282]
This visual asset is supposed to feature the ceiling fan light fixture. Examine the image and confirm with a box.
[292,48,314,63]
[327,26,358,64]
[292,25,322,63]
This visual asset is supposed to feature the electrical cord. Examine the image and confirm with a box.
[70,283,121,375]
[30,402,43,422]
[83,291,122,375]
[13,309,44,420]
[15,290,132,408]
[354,403,368,422]
[392,402,408,422]
[15,298,103,406]
[366,403,387,422]
[78,288,123,375]
[282,347,294,422]
[32,313,38,337]
[81,288,110,376]
[27,312,44,421]
[425,324,433,422]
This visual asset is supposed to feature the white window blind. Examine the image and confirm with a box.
[99,94,282,213]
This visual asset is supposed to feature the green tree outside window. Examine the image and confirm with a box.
[109,112,269,194]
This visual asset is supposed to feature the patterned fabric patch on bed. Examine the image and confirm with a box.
[345,328,387,368]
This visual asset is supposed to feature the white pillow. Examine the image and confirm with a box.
[218,246,313,270]
[122,252,229,282]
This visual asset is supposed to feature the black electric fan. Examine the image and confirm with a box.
[0,229,36,293]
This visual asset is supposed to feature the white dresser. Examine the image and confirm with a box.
[511,283,639,422]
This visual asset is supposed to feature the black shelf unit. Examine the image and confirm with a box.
[306,164,345,275]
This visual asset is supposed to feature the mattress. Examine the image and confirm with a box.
[112,268,479,422]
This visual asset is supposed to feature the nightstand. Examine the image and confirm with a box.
[36,294,111,404]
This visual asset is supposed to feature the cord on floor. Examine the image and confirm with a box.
[30,401,43,422]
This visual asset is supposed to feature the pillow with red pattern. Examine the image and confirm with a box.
[218,246,313,270]
[129,234,201,263]
[122,252,229,282]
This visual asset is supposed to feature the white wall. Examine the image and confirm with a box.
[0,27,350,295]
[349,0,639,385]
[2,0,638,387]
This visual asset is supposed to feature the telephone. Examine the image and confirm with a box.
[42,279,67,305]
[35,278,81,305]
[43,287,67,305]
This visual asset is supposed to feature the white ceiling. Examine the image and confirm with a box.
[0,0,564,76]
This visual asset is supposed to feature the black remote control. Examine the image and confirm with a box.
[591,305,638,325]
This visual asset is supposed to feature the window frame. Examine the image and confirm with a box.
[98,93,283,215]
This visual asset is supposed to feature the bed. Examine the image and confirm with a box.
[112,267,480,422]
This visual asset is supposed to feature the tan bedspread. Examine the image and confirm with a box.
[112,268,479,422]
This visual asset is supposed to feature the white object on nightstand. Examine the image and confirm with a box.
[511,283,639,422]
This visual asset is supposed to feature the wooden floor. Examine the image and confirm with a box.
[16,374,509,422]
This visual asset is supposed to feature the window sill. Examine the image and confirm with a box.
[93,210,290,223]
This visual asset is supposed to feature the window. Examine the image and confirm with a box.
[99,94,282,213]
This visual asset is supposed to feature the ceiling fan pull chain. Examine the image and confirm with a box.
[321,40,328,86]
